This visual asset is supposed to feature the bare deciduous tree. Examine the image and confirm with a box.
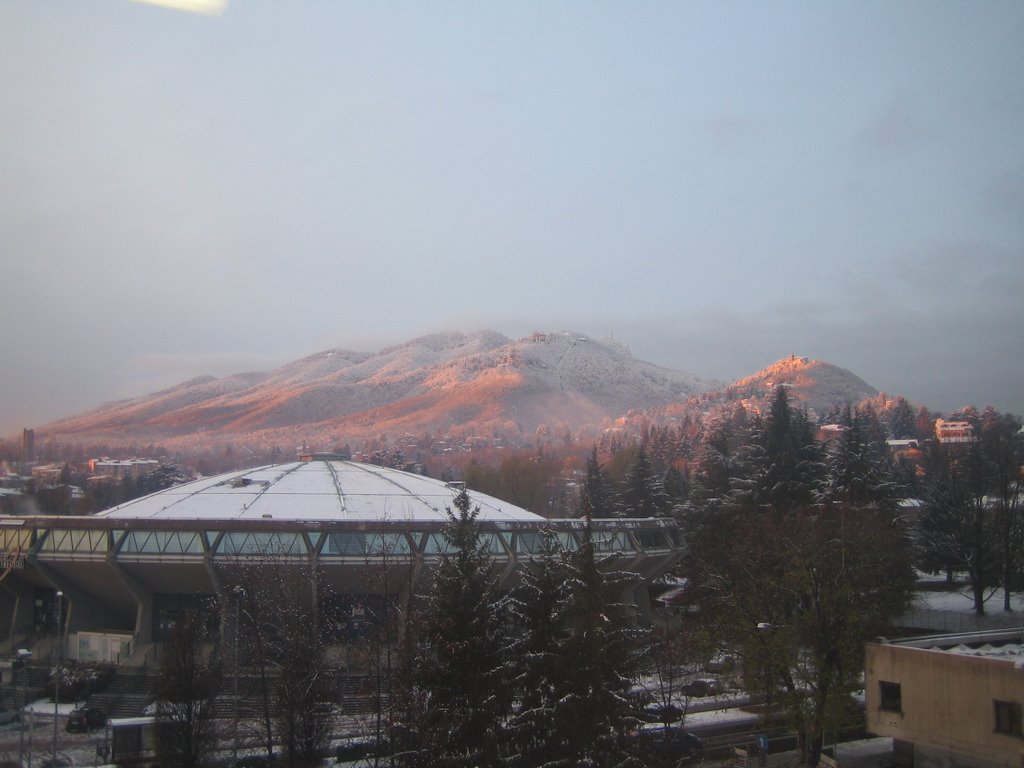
[154,611,221,768]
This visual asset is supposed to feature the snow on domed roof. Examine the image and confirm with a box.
[97,459,544,523]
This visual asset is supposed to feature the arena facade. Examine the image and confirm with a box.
[0,455,683,662]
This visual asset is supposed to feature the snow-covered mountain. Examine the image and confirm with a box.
[38,331,718,447]
[723,355,879,416]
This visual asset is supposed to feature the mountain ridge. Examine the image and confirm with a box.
[20,332,881,449]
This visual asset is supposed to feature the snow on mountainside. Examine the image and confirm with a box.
[31,337,885,450]
[726,355,879,415]
[37,331,717,446]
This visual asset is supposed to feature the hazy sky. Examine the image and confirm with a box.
[2,1,1023,436]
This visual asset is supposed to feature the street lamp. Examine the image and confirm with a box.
[16,648,31,767]
[233,585,244,767]
[52,590,63,765]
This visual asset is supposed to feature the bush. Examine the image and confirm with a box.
[46,661,115,701]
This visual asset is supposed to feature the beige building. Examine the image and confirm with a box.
[934,419,975,444]
[866,629,1024,768]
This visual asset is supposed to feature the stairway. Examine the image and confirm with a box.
[86,671,155,718]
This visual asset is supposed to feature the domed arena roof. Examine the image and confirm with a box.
[97,457,544,523]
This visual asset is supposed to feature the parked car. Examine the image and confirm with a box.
[66,706,106,733]
[682,678,722,697]
[0,708,19,725]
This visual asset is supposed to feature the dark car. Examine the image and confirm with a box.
[682,678,722,697]
[65,706,106,733]
[634,726,704,766]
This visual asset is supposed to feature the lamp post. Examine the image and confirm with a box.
[233,585,244,767]
[52,590,63,765]
[16,648,31,768]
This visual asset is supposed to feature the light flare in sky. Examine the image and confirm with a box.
[131,0,227,16]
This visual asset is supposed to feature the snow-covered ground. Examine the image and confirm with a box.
[914,586,1024,613]
[903,584,1024,632]
[0,698,105,768]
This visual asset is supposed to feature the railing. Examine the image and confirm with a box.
[899,606,1023,633]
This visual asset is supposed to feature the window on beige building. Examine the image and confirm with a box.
[879,681,902,712]
[993,700,1022,736]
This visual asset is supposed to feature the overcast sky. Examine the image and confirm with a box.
[2,1,1022,437]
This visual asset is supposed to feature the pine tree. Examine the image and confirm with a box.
[662,464,689,510]
[615,446,669,517]
[553,520,640,767]
[733,387,823,516]
[686,407,750,512]
[820,405,900,510]
[415,489,511,767]
[506,530,571,767]
[577,445,614,519]
[888,396,916,439]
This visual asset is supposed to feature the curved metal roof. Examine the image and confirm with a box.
[96,459,545,523]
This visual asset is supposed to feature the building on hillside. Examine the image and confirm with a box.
[865,629,1024,768]
[30,463,65,487]
[0,455,682,664]
[21,428,35,463]
[934,419,975,444]
[816,423,845,443]
[88,458,160,481]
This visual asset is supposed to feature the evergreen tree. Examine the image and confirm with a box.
[732,387,823,516]
[553,521,640,767]
[415,489,511,767]
[616,446,669,517]
[820,405,900,510]
[662,464,690,510]
[577,446,614,519]
[506,530,571,767]
[686,407,750,512]
[888,396,916,439]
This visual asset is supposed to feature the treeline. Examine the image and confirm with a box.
[147,389,1021,767]
[459,388,1021,617]
[13,464,185,515]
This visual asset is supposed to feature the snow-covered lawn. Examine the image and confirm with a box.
[914,586,1024,613]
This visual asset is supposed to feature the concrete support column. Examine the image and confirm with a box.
[108,559,155,646]
[0,578,34,641]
